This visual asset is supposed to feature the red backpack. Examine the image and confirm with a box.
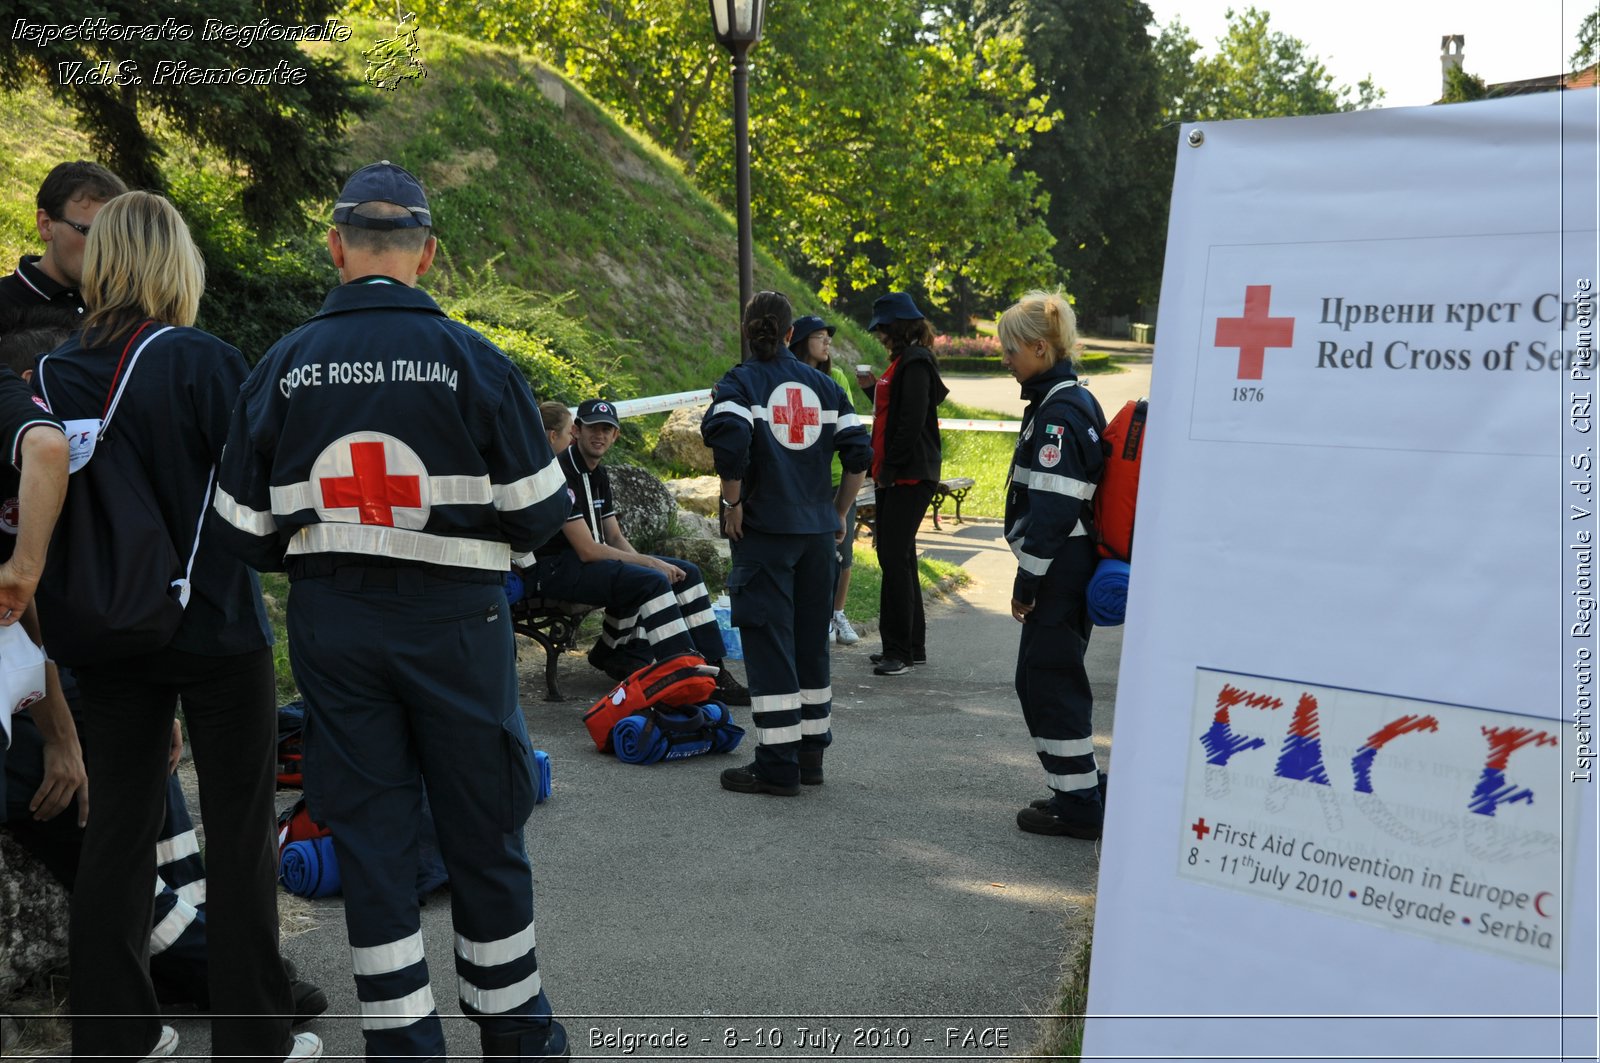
[1095,399,1147,562]
[583,654,720,752]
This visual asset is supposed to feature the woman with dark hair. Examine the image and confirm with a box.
[856,291,948,677]
[701,293,871,795]
[36,191,316,1062]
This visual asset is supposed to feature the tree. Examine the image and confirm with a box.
[0,1,366,230]
[1439,65,1488,104]
[1574,10,1599,72]
[968,0,1173,320]
[1160,7,1383,123]
[350,0,1059,318]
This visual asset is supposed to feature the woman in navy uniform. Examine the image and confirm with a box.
[36,191,313,1062]
[701,293,871,794]
[997,290,1108,839]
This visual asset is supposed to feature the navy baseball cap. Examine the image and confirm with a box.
[790,315,836,351]
[575,398,621,428]
[333,161,432,230]
[866,291,926,333]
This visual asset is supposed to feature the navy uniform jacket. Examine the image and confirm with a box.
[212,279,569,579]
[1004,361,1106,608]
[36,323,270,655]
[701,347,871,534]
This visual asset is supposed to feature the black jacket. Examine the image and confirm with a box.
[872,345,948,484]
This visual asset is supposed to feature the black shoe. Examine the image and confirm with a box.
[720,763,800,796]
[713,666,751,706]
[1030,772,1109,810]
[872,657,911,676]
[1016,804,1102,839]
[483,1020,569,1061]
[869,652,925,666]
[587,647,635,682]
[799,749,824,786]
[280,958,329,1026]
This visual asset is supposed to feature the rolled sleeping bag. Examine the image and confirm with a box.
[280,836,342,899]
[701,701,746,754]
[1086,558,1131,627]
[612,714,670,764]
[533,749,552,802]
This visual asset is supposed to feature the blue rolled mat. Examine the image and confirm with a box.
[1086,558,1130,627]
[533,749,552,803]
[612,714,670,764]
[504,569,525,606]
[280,836,342,899]
[702,701,746,754]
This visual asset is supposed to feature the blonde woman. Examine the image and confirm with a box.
[38,192,317,1062]
[539,399,576,455]
[996,289,1108,840]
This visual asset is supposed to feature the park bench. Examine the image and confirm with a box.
[510,596,598,702]
[854,476,978,538]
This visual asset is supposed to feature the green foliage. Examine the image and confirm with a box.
[346,0,1059,319]
[1439,65,1489,104]
[1159,7,1384,123]
[0,1,365,231]
[969,0,1172,320]
[934,335,1003,359]
[1575,12,1599,73]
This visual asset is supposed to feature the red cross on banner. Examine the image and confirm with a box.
[320,440,422,526]
[1215,284,1295,380]
[770,386,820,444]
[1190,817,1212,841]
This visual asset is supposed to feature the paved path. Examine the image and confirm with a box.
[945,360,1151,419]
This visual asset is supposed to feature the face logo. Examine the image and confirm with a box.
[15,689,43,711]
[594,402,611,415]
[311,432,430,529]
[30,396,50,413]
[1038,444,1062,469]
[0,497,17,535]
[765,382,824,450]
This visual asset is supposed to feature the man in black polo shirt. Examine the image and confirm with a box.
[523,399,749,704]
[0,161,126,325]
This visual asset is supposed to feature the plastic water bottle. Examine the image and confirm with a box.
[713,594,743,660]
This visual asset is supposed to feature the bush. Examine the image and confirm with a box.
[932,335,1002,359]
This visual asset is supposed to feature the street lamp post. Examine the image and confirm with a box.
[708,0,766,358]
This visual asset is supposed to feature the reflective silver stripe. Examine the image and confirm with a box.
[680,607,715,629]
[156,829,199,866]
[351,930,426,976]
[645,618,689,644]
[837,412,863,430]
[429,475,493,505]
[149,897,198,955]
[799,717,831,735]
[817,409,840,423]
[1029,472,1096,500]
[750,693,801,713]
[271,474,505,514]
[1036,736,1096,758]
[798,686,832,704]
[360,985,436,1031]
[494,459,567,512]
[214,486,276,536]
[1011,544,1052,576]
[456,921,535,968]
[287,524,510,571]
[175,880,207,908]
[1046,769,1100,792]
[458,969,541,1014]
[1011,465,1032,486]
[637,590,678,619]
[756,724,803,744]
[712,401,753,423]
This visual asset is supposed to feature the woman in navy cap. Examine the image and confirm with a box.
[791,314,863,646]
[857,292,947,676]
[701,293,871,795]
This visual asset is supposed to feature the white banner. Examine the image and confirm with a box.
[1085,92,1598,1061]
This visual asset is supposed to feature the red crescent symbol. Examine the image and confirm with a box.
[1534,891,1552,918]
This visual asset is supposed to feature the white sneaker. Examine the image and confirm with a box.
[833,610,860,645]
[140,1026,179,1061]
[286,1031,323,1061]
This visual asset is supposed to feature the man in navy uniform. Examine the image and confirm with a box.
[0,161,126,325]
[522,398,750,704]
[211,161,572,1061]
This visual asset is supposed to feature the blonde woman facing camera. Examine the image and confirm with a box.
[35,192,316,1062]
[997,290,1108,841]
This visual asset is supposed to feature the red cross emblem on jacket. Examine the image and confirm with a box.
[311,433,430,528]
[766,382,823,450]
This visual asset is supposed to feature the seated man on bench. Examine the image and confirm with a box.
[518,399,750,705]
